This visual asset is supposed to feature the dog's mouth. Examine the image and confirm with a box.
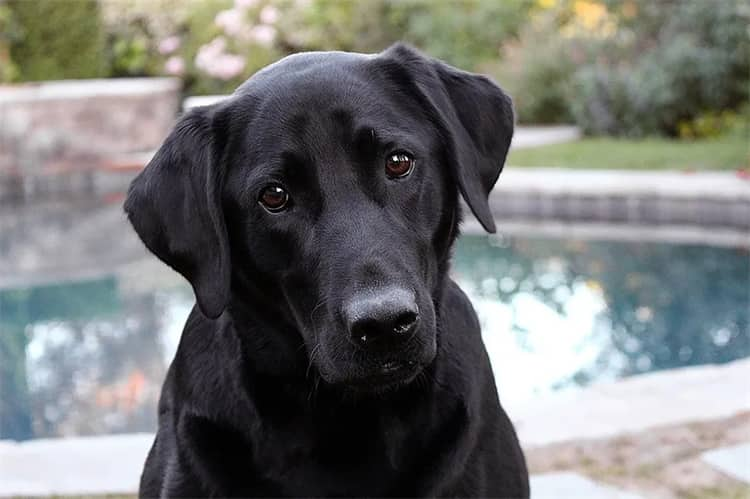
[343,359,423,391]
[313,322,437,392]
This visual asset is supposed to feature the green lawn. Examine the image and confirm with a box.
[507,135,749,170]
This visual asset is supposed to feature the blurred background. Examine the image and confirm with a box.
[0,0,748,497]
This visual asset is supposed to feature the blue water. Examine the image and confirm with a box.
[1,201,748,440]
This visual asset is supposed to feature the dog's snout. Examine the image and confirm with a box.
[345,287,419,347]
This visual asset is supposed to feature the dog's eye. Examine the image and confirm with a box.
[259,185,289,213]
[385,152,415,179]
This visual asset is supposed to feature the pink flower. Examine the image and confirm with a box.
[195,38,246,81]
[249,25,276,47]
[195,37,227,71]
[259,5,280,24]
[164,56,185,75]
[216,54,246,80]
[158,36,181,55]
[215,8,246,37]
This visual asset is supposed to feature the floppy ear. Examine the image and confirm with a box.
[124,107,230,319]
[381,44,514,233]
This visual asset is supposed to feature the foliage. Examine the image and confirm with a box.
[387,0,533,70]
[568,0,750,136]
[506,134,749,171]
[0,2,20,82]
[485,8,579,124]
[677,106,749,140]
[106,20,154,77]
[5,0,748,139]
[492,0,750,135]
[7,0,106,81]
[97,0,533,96]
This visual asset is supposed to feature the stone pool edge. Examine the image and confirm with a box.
[488,168,750,231]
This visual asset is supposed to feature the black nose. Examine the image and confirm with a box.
[344,288,420,348]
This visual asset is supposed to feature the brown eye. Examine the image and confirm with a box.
[385,152,415,179]
[259,185,289,212]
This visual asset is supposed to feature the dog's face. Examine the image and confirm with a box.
[125,44,513,391]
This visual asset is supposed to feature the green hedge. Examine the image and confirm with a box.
[9,0,106,81]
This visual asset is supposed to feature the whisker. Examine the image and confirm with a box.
[309,296,330,325]
[306,343,321,379]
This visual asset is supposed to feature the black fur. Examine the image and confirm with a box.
[125,43,528,497]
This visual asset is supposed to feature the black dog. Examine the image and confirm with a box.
[125,43,528,497]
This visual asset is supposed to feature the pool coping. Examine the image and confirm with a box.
[498,168,750,200]
[486,168,750,230]
[6,162,748,229]
[460,218,750,248]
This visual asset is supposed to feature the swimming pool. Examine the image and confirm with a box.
[1,200,748,440]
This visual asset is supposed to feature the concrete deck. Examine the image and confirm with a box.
[1,359,748,496]
[512,126,581,149]
[702,442,750,484]
[531,472,643,499]
[0,433,152,496]
[512,358,750,448]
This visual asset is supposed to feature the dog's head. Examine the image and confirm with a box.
[125,44,513,391]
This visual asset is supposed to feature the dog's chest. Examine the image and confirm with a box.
[245,409,423,495]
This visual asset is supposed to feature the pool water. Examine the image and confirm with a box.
[1,202,748,440]
[452,235,749,408]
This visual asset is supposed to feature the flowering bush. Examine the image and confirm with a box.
[145,0,287,95]
[107,0,532,96]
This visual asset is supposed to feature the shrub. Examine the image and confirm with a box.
[492,0,749,134]
[134,0,532,97]
[485,10,578,124]
[0,3,20,82]
[106,21,155,78]
[8,0,106,81]
[570,0,750,136]
[677,106,749,140]
[390,0,533,70]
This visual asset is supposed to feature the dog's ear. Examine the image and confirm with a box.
[380,44,514,233]
[125,106,230,319]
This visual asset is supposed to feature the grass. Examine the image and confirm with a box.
[684,485,750,499]
[506,134,749,171]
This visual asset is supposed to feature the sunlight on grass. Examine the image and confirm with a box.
[507,135,749,171]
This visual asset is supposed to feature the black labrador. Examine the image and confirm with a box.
[125,43,529,497]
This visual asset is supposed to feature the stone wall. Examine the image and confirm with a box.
[0,78,180,202]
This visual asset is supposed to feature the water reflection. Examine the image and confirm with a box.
[453,235,750,406]
[1,199,748,440]
[1,274,193,441]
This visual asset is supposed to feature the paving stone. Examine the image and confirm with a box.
[0,434,153,497]
[702,442,750,484]
[511,358,750,447]
[531,472,643,499]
